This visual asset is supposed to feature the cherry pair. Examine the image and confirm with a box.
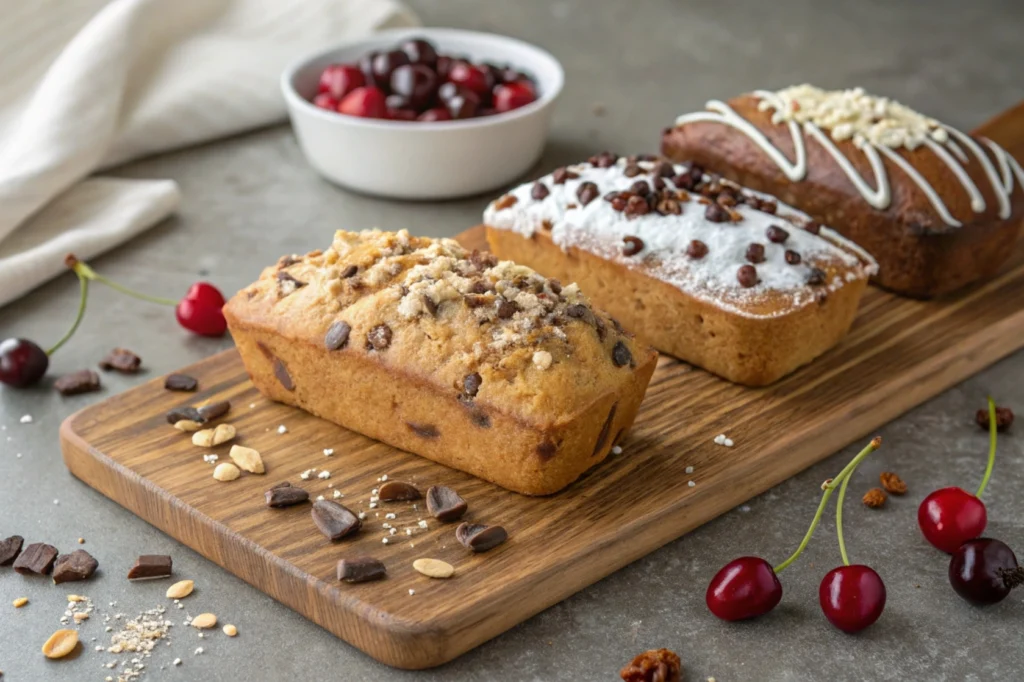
[707,437,886,633]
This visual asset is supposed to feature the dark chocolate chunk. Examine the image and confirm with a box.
[462,372,482,398]
[54,370,101,396]
[784,249,802,265]
[378,481,422,502]
[52,550,99,584]
[612,341,632,367]
[531,182,550,200]
[324,321,352,351]
[278,255,301,268]
[0,535,24,565]
[196,400,230,422]
[610,194,628,212]
[766,225,789,243]
[548,279,562,295]
[13,543,59,575]
[422,295,438,316]
[671,171,699,191]
[566,304,589,319]
[455,523,508,553]
[804,220,822,235]
[99,348,142,373]
[340,264,359,278]
[686,239,708,259]
[576,181,600,206]
[716,191,738,207]
[624,195,650,218]
[426,485,468,522]
[366,324,393,351]
[311,500,361,541]
[656,198,681,215]
[704,202,730,223]
[406,422,439,439]
[166,406,203,424]
[337,556,386,583]
[274,358,295,390]
[265,483,309,508]
[470,410,491,429]
[629,180,650,197]
[593,404,618,456]
[589,151,618,168]
[737,264,759,288]
[551,167,578,184]
[622,236,645,257]
[536,440,557,461]
[164,374,198,392]
[128,555,172,580]
[746,243,766,264]
[496,299,519,319]
[807,267,827,285]
[653,161,675,177]
[977,406,1014,432]
[276,271,307,293]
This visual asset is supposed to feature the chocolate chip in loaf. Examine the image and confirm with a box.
[548,279,562,295]
[746,243,766,264]
[807,267,827,285]
[278,255,301,268]
[276,271,307,295]
[0,535,24,565]
[422,295,439,317]
[455,523,508,553]
[426,485,468,522]
[622,236,645,257]
[311,500,361,541]
[54,370,101,396]
[653,160,675,177]
[612,341,632,367]
[536,440,557,461]
[593,404,618,456]
[462,372,482,398]
[366,324,393,351]
[531,182,550,200]
[595,316,608,341]
[656,197,681,215]
[784,249,802,265]
[566,303,588,319]
[686,239,709,259]
[164,373,198,392]
[624,195,650,219]
[13,543,58,576]
[407,422,440,439]
[378,480,422,502]
[325,321,352,351]
[737,264,759,288]
[496,299,519,319]
[804,220,822,235]
[99,348,141,373]
[629,180,650,197]
[52,550,98,584]
[577,181,600,206]
[551,167,578,184]
[337,557,386,583]
[128,555,172,580]
[265,483,309,508]
[704,202,730,223]
[273,358,295,390]
[977,406,1014,432]
[766,225,789,243]
[622,163,642,178]
[589,151,618,168]
[469,409,491,428]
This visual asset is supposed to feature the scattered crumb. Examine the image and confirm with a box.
[194,647,203,655]
[417,520,428,529]
[713,434,735,447]
[248,403,256,409]
[358,512,367,520]
[333,490,343,499]
[223,624,238,637]
[739,505,751,513]
[385,513,396,520]
[173,658,182,666]
[323,448,334,457]
[317,470,331,480]
[13,597,28,608]
[687,480,696,488]
[19,414,33,424]
[78,538,85,544]
[277,425,288,434]
[382,538,389,544]
[300,468,317,480]
[53,499,59,505]
[408,589,415,596]
[685,466,694,474]
[611,445,623,455]
[202,454,218,464]
[316,495,325,501]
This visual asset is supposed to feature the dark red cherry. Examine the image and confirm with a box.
[706,557,782,621]
[338,86,387,119]
[949,538,1024,605]
[435,55,454,81]
[447,61,490,95]
[493,81,537,112]
[368,50,409,91]
[500,67,529,83]
[918,486,987,553]
[418,107,451,122]
[818,565,886,633]
[389,64,437,109]
[317,64,365,99]
[400,38,438,67]
[0,338,49,387]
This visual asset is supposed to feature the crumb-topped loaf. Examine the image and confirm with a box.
[663,85,1024,298]
[224,229,657,495]
[483,153,876,386]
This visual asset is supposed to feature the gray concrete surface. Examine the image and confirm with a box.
[2,0,1023,679]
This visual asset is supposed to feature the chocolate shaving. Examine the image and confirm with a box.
[426,485,468,522]
[455,523,508,553]
[311,500,361,541]
[13,543,59,575]
[52,550,99,584]
[99,348,141,373]
[54,370,100,396]
[164,374,198,392]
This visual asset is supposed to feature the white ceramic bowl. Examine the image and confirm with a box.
[281,28,564,200]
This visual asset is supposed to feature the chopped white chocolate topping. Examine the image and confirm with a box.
[532,350,553,370]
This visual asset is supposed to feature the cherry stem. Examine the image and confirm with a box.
[46,271,89,356]
[773,436,882,574]
[976,396,997,498]
[66,254,177,307]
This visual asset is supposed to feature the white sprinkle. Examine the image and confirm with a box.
[389,528,397,535]
[380,474,388,482]
[194,647,204,655]
[418,520,428,529]
[385,513,396,520]
[382,537,389,544]
[369,502,377,509]
[685,466,694,474]
[95,645,105,651]
[687,480,696,487]
[19,414,33,424]
[197,633,204,639]
[333,490,343,499]
[317,470,331,480]
[405,529,413,535]
[323,448,334,456]
[408,589,416,596]
[713,434,734,447]
[277,425,287,434]
[611,445,623,454]
[173,658,182,666]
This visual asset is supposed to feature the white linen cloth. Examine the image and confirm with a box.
[0,0,416,307]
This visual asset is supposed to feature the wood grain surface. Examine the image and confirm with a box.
[60,106,1024,669]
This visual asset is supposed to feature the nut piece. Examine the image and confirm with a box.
[42,629,79,659]
[413,558,455,579]
[190,613,217,629]
[620,648,682,682]
[862,488,888,508]
[879,472,907,495]
[174,420,203,432]
[193,423,237,447]
[213,462,241,482]
[66,595,86,603]
[166,580,195,599]
[222,624,238,637]
[72,612,89,623]
[13,597,28,608]
[229,445,265,474]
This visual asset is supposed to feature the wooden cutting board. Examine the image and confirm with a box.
[61,105,1024,670]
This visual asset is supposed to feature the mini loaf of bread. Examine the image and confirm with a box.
[224,229,657,495]
[482,153,876,386]
[663,85,1024,298]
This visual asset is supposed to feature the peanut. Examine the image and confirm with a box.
[412,558,455,579]
[190,613,217,629]
[222,624,238,637]
[42,629,79,659]
[213,462,241,482]
[229,445,265,474]
[166,580,194,599]
[192,423,236,447]
[13,597,28,608]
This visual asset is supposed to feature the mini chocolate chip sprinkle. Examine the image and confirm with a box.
[745,243,766,264]
[577,181,600,206]
[337,557,386,583]
[455,523,508,553]
[622,236,645,257]
[531,182,550,200]
[551,167,578,184]
[611,194,628,212]
[612,341,632,367]
[737,264,759,288]
[426,485,468,522]
[340,264,358,278]
[54,370,100,396]
[784,249,802,265]
[164,374,198,392]
[624,195,650,219]
[804,220,822,235]
[686,239,709,259]
[312,500,361,541]
[325,321,352,351]
[807,267,827,285]
[629,180,650,197]
[766,225,789,243]
[462,372,482,398]
[366,324,393,351]
[496,299,519,319]
[704,202,730,223]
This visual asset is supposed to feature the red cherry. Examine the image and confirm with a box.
[175,282,227,337]
[312,93,339,111]
[493,81,537,113]
[317,64,365,100]
[338,86,387,119]
[418,107,451,122]
[818,565,886,633]
[447,61,490,95]
[918,486,987,553]
[0,338,49,387]
[706,557,782,621]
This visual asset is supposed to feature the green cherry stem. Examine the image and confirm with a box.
[46,271,89,356]
[65,254,177,307]
[976,396,998,498]
[774,436,882,574]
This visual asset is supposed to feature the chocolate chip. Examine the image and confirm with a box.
[378,481,422,503]
[686,239,709,259]
[127,555,172,580]
[531,182,550,200]
[612,341,632,367]
[469,250,498,270]
[265,483,309,508]
[623,164,642,178]
[807,267,827,285]
[760,200,777,214]
[278,255,300,268]
[671,171,699,191]
[589,151,618,168]
[737,265,759,288]
[622,236,645,257]
[407,422,439,439]
[340,264,358,278]
[595,316,608,341]
[469,279,491,295]
[197,400,230,422]
[746,243,766,264]
[496,299,519,319]
[610,194,629,212]
[629,180,650,197]
[704,202,730,223]
[422,295,439,317]
[652,177,667,191]
[716,192,738,207]
[273,358,294,390]
[13,543,58,575]
[470,410,491,428]
[577,181,600,206]
[548,279,562,295]
[54,370,100,396]
[766,225,789,243]
[0,535,24,565]
[593,404,618,456]
[426,485,468,522]
[551,167,579,184]
[366,324,393,351]
[325,321,352,350]
[804,220,821,235]
[99,348,141,373]
[337,556,386,583]
[536,440,557,461]
[164,374,197,392]
[656,198,681,215]
[625,195,650,219]
[462,372,482,398]
[654,161,675,177]
[52,550,98,584]
[566,304,588,319]
[276,271,307,292]
[312,500,361,541]
[455,523,508,553]
[784,250,802,265]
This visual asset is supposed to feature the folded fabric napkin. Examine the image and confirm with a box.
[0,0,416,308]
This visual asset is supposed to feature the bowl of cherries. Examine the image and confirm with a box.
[281,28,564,199]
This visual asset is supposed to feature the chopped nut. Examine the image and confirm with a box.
[879,472,907,495]
[190,613,217,629]
[862,488,887,508]
[42,629,79,659]
[212,462,241,482]
[166,580,194,599]
[13,597,28,608]
[412,558,455,579]
[73,612,89,622]
[229,445,265,474]
[222,624,238,637]
[66,595,86,603]
[192,423,236,447]
[174,420,203,432]
[620,648,682,682]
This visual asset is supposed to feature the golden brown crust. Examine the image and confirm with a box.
[662,94,1024,298]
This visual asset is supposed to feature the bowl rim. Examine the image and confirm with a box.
[280,26,564,131]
